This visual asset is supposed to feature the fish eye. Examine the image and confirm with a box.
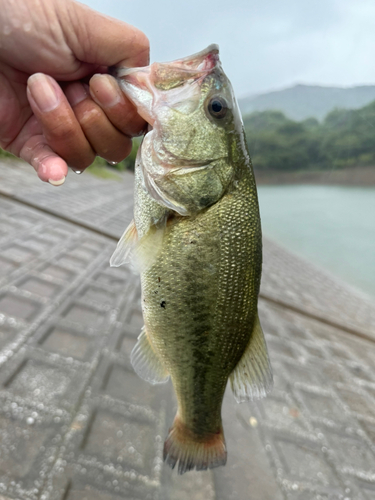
[208,96,228,119]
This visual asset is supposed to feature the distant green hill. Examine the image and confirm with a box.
[244,100,375,172]
[238,84,375,121]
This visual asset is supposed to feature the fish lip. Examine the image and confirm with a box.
[163,43,219,66]
[110,44,220,79]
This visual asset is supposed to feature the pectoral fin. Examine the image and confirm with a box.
[110,217,166,273]
[110,219,137,268]
[230,313,273,402]
[131,327,170,384]
[134,222,166,273]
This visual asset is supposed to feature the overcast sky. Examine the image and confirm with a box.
[82,0,375,98]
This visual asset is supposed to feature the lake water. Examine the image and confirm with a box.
[257,185,375,300]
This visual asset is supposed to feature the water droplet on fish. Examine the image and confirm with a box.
[26,417,35,425]
[74,170,82,175]
[108,161,118,166]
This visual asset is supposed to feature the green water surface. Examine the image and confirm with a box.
[257,185,375,299]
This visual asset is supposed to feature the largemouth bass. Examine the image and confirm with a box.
[111,45,273,474]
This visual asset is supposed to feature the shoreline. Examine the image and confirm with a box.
[254,166,375,186]
[3,157,375,187]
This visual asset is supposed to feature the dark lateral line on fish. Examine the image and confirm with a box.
[0,191,119,242]
[259,293,375,344]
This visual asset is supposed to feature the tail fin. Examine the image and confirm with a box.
[163,416,227,474]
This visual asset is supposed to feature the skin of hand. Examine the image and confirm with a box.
[0,0,149,185]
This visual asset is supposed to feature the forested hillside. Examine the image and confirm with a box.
[244,100,375,171]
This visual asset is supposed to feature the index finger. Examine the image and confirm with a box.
[89,74,146,137]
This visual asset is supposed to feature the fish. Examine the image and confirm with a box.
[110,44,273,474]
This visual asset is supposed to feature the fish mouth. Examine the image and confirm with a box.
[111,45,221,125]
[111,44,219,83]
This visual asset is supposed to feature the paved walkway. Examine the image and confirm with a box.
[0,160,375,500]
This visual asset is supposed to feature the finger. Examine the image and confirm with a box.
[10,115,68,184]
[89,74,146,137]
[64,82,133,162]
[0,69,31,149]
[63,1,149,67]
[27,73,95,171]
[5,107,67,185]
[20,134,68,185]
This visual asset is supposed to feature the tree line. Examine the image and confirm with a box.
[243,100,375,171]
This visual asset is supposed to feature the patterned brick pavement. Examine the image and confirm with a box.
[0,159,374,500]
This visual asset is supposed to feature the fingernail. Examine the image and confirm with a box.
[90,74,122,107]
[28,73,59,112]
[48,176,65,186]
[65,82,87,107]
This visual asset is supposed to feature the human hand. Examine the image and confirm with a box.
[0,0,148,185]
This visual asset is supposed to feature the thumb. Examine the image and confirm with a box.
[61,0,150,68]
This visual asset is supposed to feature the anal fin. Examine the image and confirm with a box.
[230,313,273,402]
[131,327,169,385]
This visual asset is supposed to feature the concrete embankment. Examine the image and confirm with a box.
[0,159,375,500]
